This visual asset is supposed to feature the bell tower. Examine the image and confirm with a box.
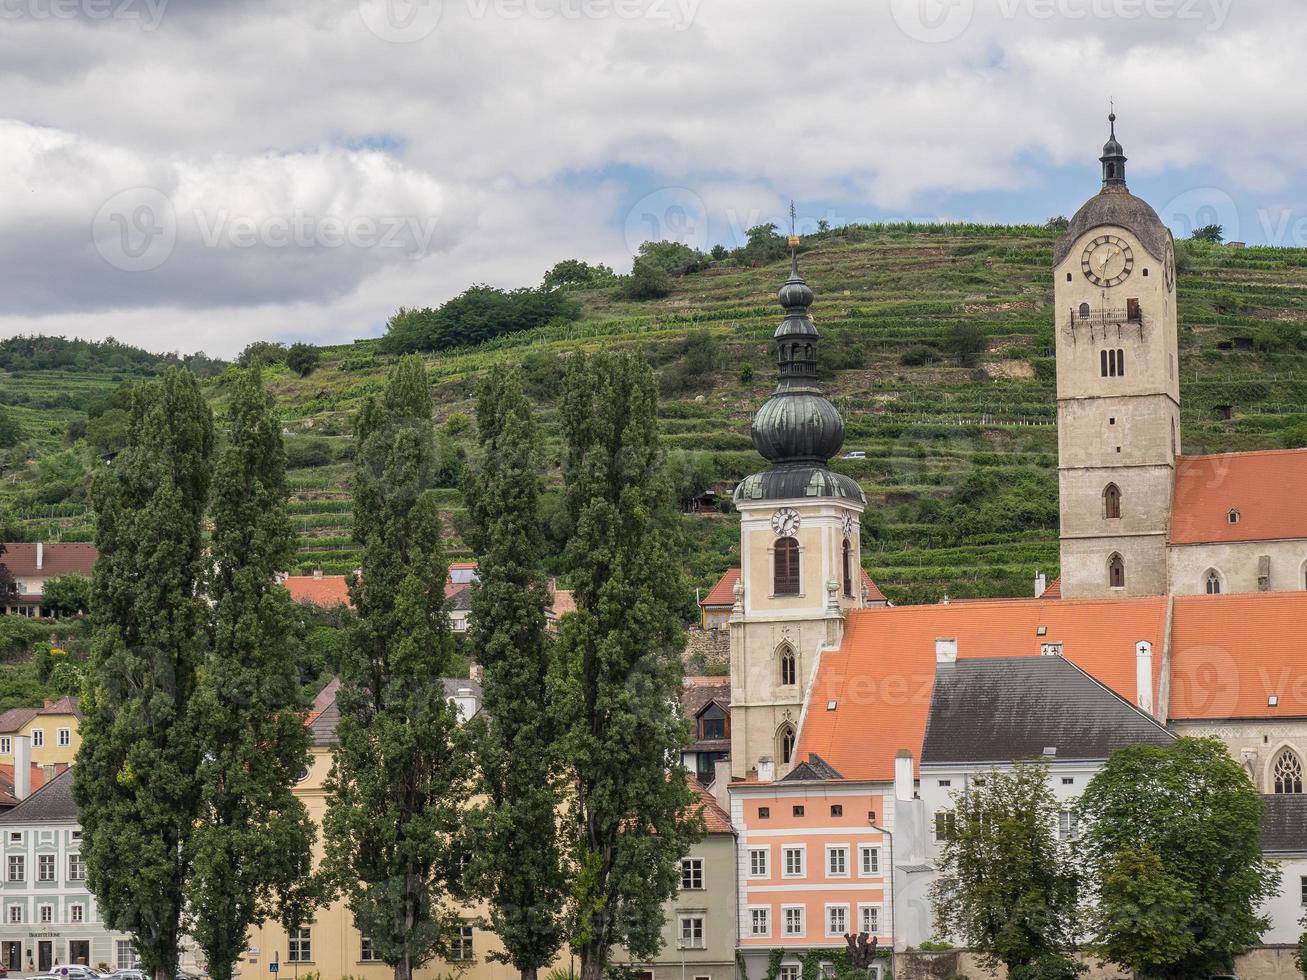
[1054,114,1179,599]
[729,227,866,779]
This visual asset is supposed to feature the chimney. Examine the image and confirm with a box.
[13,736,31,801]
[451,686,479,722]
[36,542,44,571]
[312,568,323,580]
[713,757,731,812]
[1034,571,1047,597]
[757,756,776,783]
[1135,640,1154,715]
[935,637,957,664]
[895,749,914,802]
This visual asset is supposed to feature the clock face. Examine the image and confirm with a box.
[1081,234,1135,287]
[841,512,855,538]
[1164,246,1176,292]
[771,507,800,537]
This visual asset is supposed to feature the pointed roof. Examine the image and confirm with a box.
[0,543,98,579]
[1172,449,1307,545]
[780,753,844,782]
[700,568,741,608]
[687,776,733,834]
[0,766,75,825]
[1261,795,1307,855]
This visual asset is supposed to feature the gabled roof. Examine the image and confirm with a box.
[1040,576,1061,599]
[861,568,887,603]
[681,676,730,722]
[0,543,98,579]
[1169,593,1307,720]
[0,763,49,808]
[0,767,75,825]
[1261,795,1307,855]
[38,696,80,718]
[700,568,741,608]
[687,776,733,834]
[797,596,1168,780]
[0,708,39,734]
[1172,449,1307,545]
[284,574,351,608]
[921,656,1173,766]
[781,753,844,782]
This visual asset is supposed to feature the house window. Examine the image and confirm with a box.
[1205,569,1222,595]
[1103,483,1121,519]
[1058,811,1080,841]
[7,906,21,924]
[8,856,23,882]
[116,942,135,969]
[360,938,378,962]
[1079,302,1090,317]
[779,968,800,980]
[934,810,956,842]
[31,729,44,747]
[749,847,769,877]
[680,858,704,890]
[758,807,770,819]
[0,737,9,754]
[750,908,770,936]
[1108,553,1125,589]
[1300,875,1307,905]
[860,845,880,875]
[288,927,311,962]
[699,704,726,740]
[783,847,805,877]
[68,853,85,881]
[1228,508,1241,524]
[450,926,474,962]
[793,805,805,817]
[774,538,800,595]
[38,854,55,882]
[1274,748,1304,794]
[678,916,705,950]
[783,906,804,937]
[39,905,52,924]
[860,905,880,935]
[70,904,84,924]
[831,804,843,817]
[779,645,796,686]
[828,846,848,877]
[842,539,853,597]
[57,728,70,747]
[780,725,795,764]
[827,905,848,937]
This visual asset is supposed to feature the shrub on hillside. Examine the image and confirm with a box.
[284,437,338,469]
[900,345,937,367]
[634,240,708,277]
[623,258,673,301]
[286,343,320,377]
[735,223,790,266]
[944,322,987,367]
[0,406,19,448]
[383,285,582,354]
[237,341,287,368]
[542,258,616,290]
[659,331,720,395]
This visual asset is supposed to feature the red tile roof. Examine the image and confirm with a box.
[797,596,1168,781]
[0,543,97,579]
[861,568,887,602]
[700,568,741,608]
[1041,576,1061,599]
[1172,449,1307,545]
[687,776,733,834]
[0,763,49,807]
[550,589,576,618]
[283,574,352,608]
[1169,592,1307,720]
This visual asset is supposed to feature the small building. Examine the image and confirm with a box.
[682,676,731,787]
[0,698,82,772]
[0,544,98,617]
[1258,795,1307,944]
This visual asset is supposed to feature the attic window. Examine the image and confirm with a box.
[827,700,838,711]
[1269,695,1279,707]
[1228,508,1241,524]
[831,805,843,817]
[793,805,805,817]
[938,779,951,787]
[758,807,770,819]
[1036,626,1047,636]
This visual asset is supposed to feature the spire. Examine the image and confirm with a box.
[774,204,816,386]
[1100,107,1127,188]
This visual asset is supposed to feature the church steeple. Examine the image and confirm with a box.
[1100,110,1127,188]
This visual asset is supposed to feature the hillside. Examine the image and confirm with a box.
[2,224,1306,605]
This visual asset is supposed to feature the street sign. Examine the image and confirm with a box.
[269,963,279,973]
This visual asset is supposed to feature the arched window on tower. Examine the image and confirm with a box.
[1103,483,1121,520]
[1273,748,1304,794]
[774,538,800,596]
[1204,569,1222,595]
[1117,349,1125,376]
[1108,553,1125,589]
[1080,302,1091,318]
[778,645,796,687]
[1100,349,1108,377]
[779,724,796,765]
[842,539,853,597]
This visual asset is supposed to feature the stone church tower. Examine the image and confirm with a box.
[729,244,867,780]
[1055,115,1180,599]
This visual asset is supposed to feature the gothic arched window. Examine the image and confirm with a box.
[1100,349,1108,377]
[842,539,853,597]
[1104,483,1121,520]
[778,645,796,687]
[1108,553,1125,589]
[1080,302,1091,318]
[1205,569,1222,595]
[1274,748,1304,794]
[779,724,796,765]
[1117,349,1126,376]
[774,538,800,596]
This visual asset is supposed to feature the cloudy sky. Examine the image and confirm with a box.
[2,0,1306,357]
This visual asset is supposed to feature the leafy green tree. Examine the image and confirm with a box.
[931,759,1080,975]
[634,240,707,277]
[542,259,615,290]
[189,367,317,980]
[286,343,321,377]
[39,574,91,617]
[1296,916,1307,979]
[463,367,566,980]
[945,321,988,367]
[0,543,18,606]
[1078,737,1280,980]
[238,341,288,368]
[737,223,789,266]
[1043,216,1070,231]
[0,405,20,448]
[552,352,701,980]
[1192,224,1224,243]
[622,258,672,301]
[323,355,473,980]
[383,287,582,354]
[73,368,215,980]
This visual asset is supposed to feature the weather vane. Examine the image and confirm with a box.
[787,199,800,250]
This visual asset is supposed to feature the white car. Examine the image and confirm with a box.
[842,450,867,460]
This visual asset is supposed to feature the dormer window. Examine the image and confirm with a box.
[699,703,727,741]
[1227,508,1241,525]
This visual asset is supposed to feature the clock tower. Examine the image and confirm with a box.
[729,240,867,779]
[1054,114,1179,599]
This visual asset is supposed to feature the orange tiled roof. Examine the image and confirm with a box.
[551,589,576,617]
[797,596,1168,781]
[1172,449,1307,545]
[284,574,352,608]
[861,568,887,602]
[687,776,733,834]
[1041,576,1061,599]
[1169,592,1307,720]
[700,568,741,608]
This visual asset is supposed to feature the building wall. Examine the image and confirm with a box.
[0,714,80,772]
[1168,540,1307,596]
[1169,719,1307,795]
[1260,856,1307,945]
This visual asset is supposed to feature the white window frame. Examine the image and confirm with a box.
[360,937,378,962]
[31,728,44,747]
[450,925,474,962]
[38,853,55,882]
[680,857,704,890]
[1058,810,1080,841]
[39,904,53,924]
[57,728,71,747]
[748,845,769,878]
[8,855,24,882]
[678,915,705,950]
[826,844,850,878]
[8,905,22,924]
[778,967,800,980]
[116,941,135,970]
[0,736,10,754]
[287,926,311,962]
[859,844,880,876]
[781,904,805,937]
[7,831,19,844]
[858,902,882,936]
[748,906,770,937]
[825,903,849,938]
[70,904,84,924]
[68,853,85,881]
[782,844,806,878]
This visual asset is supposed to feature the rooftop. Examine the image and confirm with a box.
[1172,449,1307,545]
[0,767,75,825]
[0,543,98,579]
[1261,794,1307,854]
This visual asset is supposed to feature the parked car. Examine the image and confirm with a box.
[111,971,146,980]
[841,450,867,459]
[48,966,97,980]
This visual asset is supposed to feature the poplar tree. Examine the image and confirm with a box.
[324,355,472,980]
[73,369,215,980]
[552,352,700,980]
[190,366,316,980]
[464,367,565,980]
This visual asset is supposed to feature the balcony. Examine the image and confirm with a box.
[1069,301,1142,329]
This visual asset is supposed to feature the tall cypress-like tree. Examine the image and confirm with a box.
[324,355,472,980]
[190,366,317,980]
[73,368,215,980]
[552,352,701,980]
[464,367,565,980]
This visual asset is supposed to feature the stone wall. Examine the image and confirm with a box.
[684,626,730,673]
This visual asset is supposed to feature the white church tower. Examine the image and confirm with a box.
[1054,114,1180,599]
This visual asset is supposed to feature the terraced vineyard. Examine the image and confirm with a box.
[3,223,1306,604]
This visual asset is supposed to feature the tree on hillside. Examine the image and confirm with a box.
[286,343,320,377]
[72,368,215,980]
[0,405,19,448]
[323,355,473,980]
[621,258,672,301]
[463,367,566,980]
[737,223,789,266]
[189,366,317,980]
[1078,737,1280,980]
[634,240,707,277]
[552,352,702,980]
[931,759,1081,978]
[945,321,987,367]
[382,287,582,354]
[39,574,91,617]
[542,259,615,290]
[1192,224,1225,244]
[0,544,18,606]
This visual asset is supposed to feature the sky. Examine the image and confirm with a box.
[3,0,1307,357]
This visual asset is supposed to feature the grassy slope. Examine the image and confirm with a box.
[3,224,1306,605]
